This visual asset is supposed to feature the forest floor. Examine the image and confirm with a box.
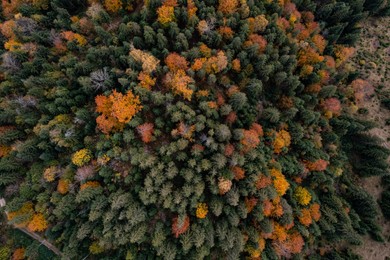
[352,16,390,260]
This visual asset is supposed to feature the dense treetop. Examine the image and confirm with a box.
[0,0,388,259]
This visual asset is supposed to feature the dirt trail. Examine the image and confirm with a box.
[15,227,63,257]
[351,17,390,260]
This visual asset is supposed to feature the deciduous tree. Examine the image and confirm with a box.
[95,90,142,134]
[27,213,48,232]
[172,215,190,238]
[218,0,239,15]
[137,123,154,143]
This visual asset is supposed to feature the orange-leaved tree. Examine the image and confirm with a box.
[241,129,260,152]
[273,231,304,258]
[165,52,188,72]
[218,26,234,39]
[334,45,355,67]
[218,0,239,15]
[164,70,194,101]
[310,203,321,221]
[80,181,101,191]
[203,51,228,74]
[27,213,48,232]
[96,89,142,134]
[244,197,258,213]
[0,145,11,157]
[104,0,123,13]
[12,248,25,260]
[187,0,197,18]
[232,166,245,180]
[224,143,235,156]
[298,208,313,226]
[271,168,290,196]
[298,46,324,66]
[196,203,208,218]
[240,123,263,153]
[61,31,87,46]
[244,34,268,53]
[157,0,177,25]
[172,215,190,238]
[305,159,328,171]
[273,129,291,154]
[57,179,70,194]
[350,79,374,106]
[231,58,241,72]
[256,174,272,189]
[138,72,156,90]
[1,0,24,19]
[137,123,154,143]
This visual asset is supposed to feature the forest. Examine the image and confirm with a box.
[0,0,389,259]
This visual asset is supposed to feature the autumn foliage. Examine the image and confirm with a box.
[263,197,284,217]
[294,186,312,206]
[187,0,197,18]
[232,166,245,180]
[165,70,194,101]
[241,123,263,152]
[273,130,291,154]
[1,0,23,18]
[192,51,228,74]
[271,168,290,196]
[12,248,25,260]
[27,213,48,232]
[196,203,208,218]
[244,197,258,213]
[157,0,177,25]
[172,215,190,238]
[218,26,234,39]
[61,31,87,46]
[218,177,232,195]
[104,0,122,13]
[334,45,355,67]
[256,174,272,189]
[165,53,188,72]
[323,98,342,117]
[305,159,328,171]
[129,48,160,73]
[248,15,269,33]
[218,0,239,15]
[173,122,196,141]
[7,202,34,227]
[138,72,156,90]
[245,34,268,53]
[43,166,57,182]
[96,90,142,134]
[298,47,325,66]
[272,231,304,258]
[72,149,92,167]
[310,203,321,221]
[137,123,154,143]
[231,59,241,72]
[57,179,70,194]
[80,181,101,191]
